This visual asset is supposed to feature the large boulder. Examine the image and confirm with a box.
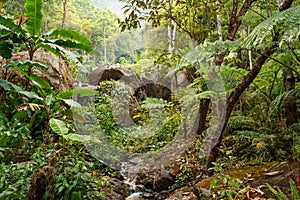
[0,49,75,91]
[89,64,140,87]
[88,64,189,101]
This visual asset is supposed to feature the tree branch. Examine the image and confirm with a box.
[226,0,257,40]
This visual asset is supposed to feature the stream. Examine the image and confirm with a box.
[113,161,174,200]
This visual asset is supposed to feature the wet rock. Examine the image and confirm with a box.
[108,192,124,200]
[155,175,174,191]
[154,169,175,191]
[153,190,173,200]
[193,187,210,200]
[144,178,154,190]
[165,187,198,200]
[142,192,153,199]
[194,162,300,199]
[109,177,131,198]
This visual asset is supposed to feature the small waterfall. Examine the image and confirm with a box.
[125,192,143,200]
[124,177,143,199]
[120,162,145,199]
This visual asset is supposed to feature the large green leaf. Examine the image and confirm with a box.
[64,134,91,143]
[73,88,97,97]
[52,39,92,52]
[0,80,42,100]
[2,60,48,71]
[0,79,13,90]
[30,74,51,90]
[45,29,92,46]
[49,118,69,136]
[25,0,43,35]
[0,41,13,59]
[40,42,83,63]
[60,99,81,108]
[0,15,17,30]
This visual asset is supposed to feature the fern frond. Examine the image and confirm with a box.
[290,179,300,200]
[141,97,170,109]
[25,0,43,35]
[196,91,218,100]
[226,115,258,133]
[243,6,300,48]
[232,130,262,138]
[179,40,237,69]
[268,91,289,118]
[266,183,291,200]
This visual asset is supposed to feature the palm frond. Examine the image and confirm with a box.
[243,6,300,48]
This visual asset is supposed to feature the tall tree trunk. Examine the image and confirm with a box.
[197,99,210,134]
[103,29,107,63]
[216,0,223,41]
[248,23,253,69]
[61,0,67,28]
[205,0,294,173]
[206,45,277,173]
[284,68,298,126]
[168,19,176,52]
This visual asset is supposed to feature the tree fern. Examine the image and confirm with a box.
[141,97,171,109]
[25,0,43,35]
[243,6,300,48]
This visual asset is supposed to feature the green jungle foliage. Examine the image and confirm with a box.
[94,81,181,153]
[0,0,300,198]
